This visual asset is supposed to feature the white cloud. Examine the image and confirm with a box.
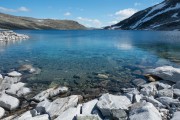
[18,7,29,12]
[115,8,138,20]
[77,17,102,28]
[0,6,30,12]
[64,12,71,16]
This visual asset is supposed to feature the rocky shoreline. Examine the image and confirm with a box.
[0,31,29,42]
[0,66,179,120]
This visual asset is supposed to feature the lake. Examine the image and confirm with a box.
[0,30,180,95]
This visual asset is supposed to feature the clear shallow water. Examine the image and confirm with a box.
[0,30,180,94]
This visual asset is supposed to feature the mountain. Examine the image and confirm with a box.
[105,0,180,31]
[0,13,86,30]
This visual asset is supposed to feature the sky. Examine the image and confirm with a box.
[0,0,163,28]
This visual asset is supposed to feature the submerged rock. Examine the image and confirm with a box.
[132,78,147,87]
[0,92,20,110]
[146,66,180,83]
[129,102,162,120]
[33,86,68,101]
[97,93,131,117]
[37,95,80,118]
[7,71,22,77]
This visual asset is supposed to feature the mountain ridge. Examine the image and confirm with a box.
[0,12,86,30]
[105,0,180,31]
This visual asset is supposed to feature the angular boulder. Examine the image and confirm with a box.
[129,102,162,120]
[37,95,80,118]
[158,89,173,98]
[97,93,131,117]
[55,105,81,120]
[146,66,180,83]
[156,97,180,106]
[140,84,157,96]
[0,92,20,110]
[111,109,127,120]
[82,99,98,115]
[33,86,68,101]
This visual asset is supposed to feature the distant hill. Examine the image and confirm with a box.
[105,0,180,31]
[0,13,86,30]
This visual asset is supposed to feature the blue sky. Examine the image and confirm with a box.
[0,0,163,28]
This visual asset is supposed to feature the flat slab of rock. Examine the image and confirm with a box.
[97,93,131,117]
[0,92,20,110]
[37,95,80,118]
[129,102,162,120]
[171,111,180,120]
[33,86,68,101]
[76,115,101,120]
[7,71,22,77]
[0,107,5,119]
[146,66,180,83]
[55,105,81,120]
[82,99,98,115]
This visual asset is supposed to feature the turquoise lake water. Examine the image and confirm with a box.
[0,30,180,94]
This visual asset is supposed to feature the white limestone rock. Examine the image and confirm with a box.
[171,111,180,120]
[156,97,180,106]
[17,113,49,120]
[7,71,22,77]
[146,66,180,83]
[134,94,142,103]
[33,86,68,101]
[97,93,131,117]
[0,74,3,80]
[6,82,24,94]
[37,95,79,118]
[156,81,171,90]
[0,76,22,92]
[55,104,81,120]
[144,96,165,108]
[129,102,162,120]
[158,89,173,98]
[0,92,20,110]
[173,89,180,97]
[140,84,157,96]
[76,114,101,120]
[0,107,5,119]
[82,99,98,115]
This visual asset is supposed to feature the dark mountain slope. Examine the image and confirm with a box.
[0,13,86,30]
[105,0,180,31]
